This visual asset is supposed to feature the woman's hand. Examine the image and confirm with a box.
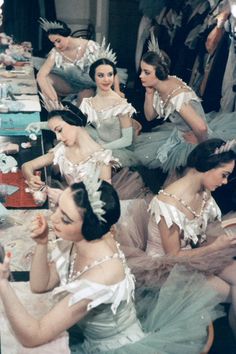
[145,87,155,95]
[211,233,236,251]
[31,214,49,245]
[183,131,198,144]
[0,253,11,283]
[47,187,62,206]
[26,175,45,190]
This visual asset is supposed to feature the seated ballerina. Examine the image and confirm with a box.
[134,32,236,177]
[79,42,142,168]
[0,174,222,353]
[22,101,115,204]
[36,19,123,106]
[23,101,148,202]
[118,138,236,338]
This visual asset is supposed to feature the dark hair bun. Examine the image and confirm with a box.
[187,138,236,172]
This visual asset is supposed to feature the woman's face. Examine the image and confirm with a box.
[48,34,69,51]
[203,161,235,191]
[48,116,77,146]
[51,188,84,241]
[139,61,158,88]
[95,64,114,91]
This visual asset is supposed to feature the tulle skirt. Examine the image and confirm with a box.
[133,111,236,172]
[116,199,236,287]
[112,168,153,201]
[71,266,224,354]
[52,66,96,92]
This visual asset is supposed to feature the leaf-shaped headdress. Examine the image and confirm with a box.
[39,92,66,112]
[39,17,64,32]
[213,139,236,155]
[39,93,87,126]
[89,37,117,65]
[148,28,165,63]
[81,164,106,222]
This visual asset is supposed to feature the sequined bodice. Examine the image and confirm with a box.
[80,97,136,143]
[147,194,221,257]
[153,78,207,133]
[53,143,113,185]
[50,239,145,352]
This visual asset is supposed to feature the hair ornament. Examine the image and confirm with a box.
[213,139,236,155]
[89,37,117,65]
[39,17,64,32]
[39,92,67,112]
[148,28,165,63]
[82,164,106,223]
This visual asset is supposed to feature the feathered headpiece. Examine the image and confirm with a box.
[213,139,236,155]
[89,37,117,65]
[148,28,165,63]
[39,17,64,32]
[39,93,87,126]
[81,164,106,222]
[39,92,67,112]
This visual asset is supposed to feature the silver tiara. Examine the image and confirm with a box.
[82,164,106,223]
[148,28,165,63]
[39,17,64,32]
[213,139,236,155]
[89,37,117,65]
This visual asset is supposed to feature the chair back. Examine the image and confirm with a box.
[71,23,95,40]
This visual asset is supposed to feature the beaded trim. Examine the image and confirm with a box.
[68,242,125,283]
[159,189,208,218]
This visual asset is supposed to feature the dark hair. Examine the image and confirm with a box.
[187,138,236,172]
[47,101,87,127]
[46,20,71,37]
[89,58,117,81]
[141,51,171,80]
[70,181,121,241]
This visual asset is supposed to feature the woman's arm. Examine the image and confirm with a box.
[144,88,158,121]
[158,217,236,257]
[0,269,89,347]
[179,103,208,143]
[22,152,54,190]
[36,55,58,101]
[30,214,60,293]
[103,114,133,149]
[99,164,112,183]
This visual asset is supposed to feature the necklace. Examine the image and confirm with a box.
[60,46,82,64]
[158,76,191,116]
[159,189,208,218]
[67,249,120,283]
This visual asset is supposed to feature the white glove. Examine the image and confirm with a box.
[25,122,49,134]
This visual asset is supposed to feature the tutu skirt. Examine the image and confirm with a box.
[71,266,223,354]
[133,111,236,172]
[116,200,236,287]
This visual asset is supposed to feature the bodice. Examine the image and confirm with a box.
[80,97,136,143]
[49,40,100,72]
[50,239,145,351]
[53,143,113,185]
[146,194,221,257]
[153,79,207,133]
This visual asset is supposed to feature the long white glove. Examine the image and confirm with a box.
[25,121,49,134]
[103,127,133,149]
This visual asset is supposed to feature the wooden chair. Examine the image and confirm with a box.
[200,323,214,354]
[71,23,95,40]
